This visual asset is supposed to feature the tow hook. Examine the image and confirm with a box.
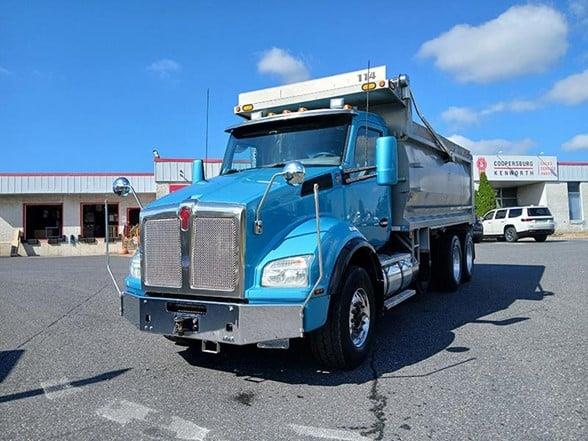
[173,315,198,336]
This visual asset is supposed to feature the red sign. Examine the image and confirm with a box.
[476,157,487,173]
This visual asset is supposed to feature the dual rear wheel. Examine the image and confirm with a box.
[435,231,474,292]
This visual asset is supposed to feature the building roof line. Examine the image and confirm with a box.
[558,161,588,166]
[154,158,223,163]
[0,172,154,177]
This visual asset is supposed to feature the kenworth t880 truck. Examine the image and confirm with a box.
[108,66,474,369]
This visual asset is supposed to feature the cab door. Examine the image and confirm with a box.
[343,123,391,250]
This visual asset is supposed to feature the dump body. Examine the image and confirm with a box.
[392,123,473,230]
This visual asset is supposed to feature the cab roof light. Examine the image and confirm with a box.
[298,107,307,112]
[282,109,292,114]
[242,104,254,112]
[330,97,345,109]
[378,80,386,87]
[343,104,353,110]
[362,82,377,91]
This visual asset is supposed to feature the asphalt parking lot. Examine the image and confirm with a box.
[1,239,586,441]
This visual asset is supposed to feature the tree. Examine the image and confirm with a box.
[475,172,497,217]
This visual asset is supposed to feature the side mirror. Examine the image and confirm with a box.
[376,136,398,186]
[192,159,205,183]
[113,177,132,196]
[282,161,305,186]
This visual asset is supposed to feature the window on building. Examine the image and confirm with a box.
[495,209,507,219]
[24,204,62,240]
[568,182,582,221]
[495,187,518,208]
[81,204,118,238]
[508,208,523,218]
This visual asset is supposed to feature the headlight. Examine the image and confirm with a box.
[129,251,141,279]
[261,255,312,287]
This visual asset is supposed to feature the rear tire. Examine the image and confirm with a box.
[310,266,376,370]
[534,235,548,242]
[504,226,518,243]
[437,233,462,292]
[461,231,474,282]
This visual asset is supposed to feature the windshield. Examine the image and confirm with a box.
[221,115,350,173]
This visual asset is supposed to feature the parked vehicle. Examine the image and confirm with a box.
[481,206,555,242]
[107,66,476,369]
[473,217,484,243]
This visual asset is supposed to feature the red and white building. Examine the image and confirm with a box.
[0,158,222,256]
[473,155,588,232]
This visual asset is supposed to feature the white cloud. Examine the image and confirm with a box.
[562,133,588,151]
[448,134,535,155]
[441,68,588,127]
[441,106,479,126]
[417,5,568,83]
[0,66,11,76]
[442,99,540,127]
[545,68,588,105]
[257,48,309,84]
[146,59,182,78]
[569,0,588,30]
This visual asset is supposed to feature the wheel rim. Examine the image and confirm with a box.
[506,229,514,241]
[349,288,371,348]
[452,241,462,283]
[466,238,474,274]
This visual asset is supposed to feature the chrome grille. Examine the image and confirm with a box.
[190,216,240,292]
[143,218,182,288]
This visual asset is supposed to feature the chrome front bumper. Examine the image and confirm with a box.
[122,291,303,345]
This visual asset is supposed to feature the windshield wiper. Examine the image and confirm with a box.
[259,162,286,168]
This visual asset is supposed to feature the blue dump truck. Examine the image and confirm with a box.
[108,66,474,369]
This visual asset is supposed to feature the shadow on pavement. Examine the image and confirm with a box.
[0,350,25,383]
[0,368,131,404]
[177,263,552,386]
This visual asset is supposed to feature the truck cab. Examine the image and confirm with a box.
[112,66,475,369]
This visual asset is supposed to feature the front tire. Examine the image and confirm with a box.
[310,266,376,370]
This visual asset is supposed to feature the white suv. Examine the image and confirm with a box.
[481,206,555,242]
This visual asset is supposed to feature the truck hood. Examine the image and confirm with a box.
[144,166,338,211]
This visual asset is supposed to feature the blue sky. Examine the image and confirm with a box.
[1,0,587,172]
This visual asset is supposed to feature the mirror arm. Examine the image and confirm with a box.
[128,185,143,209]
[104,200,124,315]
[254,171,286,235]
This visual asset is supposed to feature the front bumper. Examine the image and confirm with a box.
[122,291,303,345]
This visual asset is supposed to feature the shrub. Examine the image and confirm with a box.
[475,172,497,217]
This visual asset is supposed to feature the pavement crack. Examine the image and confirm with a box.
[360,348,387,441]
[0,283,109,362]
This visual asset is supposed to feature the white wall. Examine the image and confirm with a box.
[542,182,587,232]
[517,183,547,206]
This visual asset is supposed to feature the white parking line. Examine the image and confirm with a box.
[164,415,210,441]
[289,423,371,441]
[40,377,80,400]
[96,399,209,440]
[96,399,151,425]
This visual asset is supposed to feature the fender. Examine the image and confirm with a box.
[248,216,380,331]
